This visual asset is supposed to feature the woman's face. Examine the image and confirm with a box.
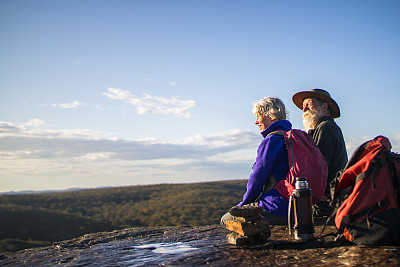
[255,113,273,132]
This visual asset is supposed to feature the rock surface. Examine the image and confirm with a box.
[1,223,400,266]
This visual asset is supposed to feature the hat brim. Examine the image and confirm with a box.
[292,91,340,118]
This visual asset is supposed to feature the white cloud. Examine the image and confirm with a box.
[3,120,398,193]
[0,121,259,161]
[392,133,400,152]
[170,129,258,148]
[24,118,47,127]
[102,88,196,118]
[2,121,396,165]
[52,100,85,109]
[345,134,400,157]
[345,135,372,157]
[0,121,257,192]
[0,121,106,140]
[73,152,114,163]
[169,81,177,86]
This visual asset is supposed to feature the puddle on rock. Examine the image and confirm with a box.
[133,242,199,254]
[65,240,202,266]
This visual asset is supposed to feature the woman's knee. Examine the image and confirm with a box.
[220,212,236,225]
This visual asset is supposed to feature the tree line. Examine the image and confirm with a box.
[0,180,246,251]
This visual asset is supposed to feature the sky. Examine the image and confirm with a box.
[1,0,399,193]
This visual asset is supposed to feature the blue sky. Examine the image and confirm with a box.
[1,0,399,193]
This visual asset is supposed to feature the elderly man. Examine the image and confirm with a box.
[292,89,348,217]
[221,96,291,225]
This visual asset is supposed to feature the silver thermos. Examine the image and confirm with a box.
[288,177,315,240]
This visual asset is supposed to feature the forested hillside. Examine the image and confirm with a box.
[0,180,247,251]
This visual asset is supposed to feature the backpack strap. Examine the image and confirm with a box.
[354,151,385,190]
[267,130,286,137]
[337,198,390,235]
[315,201,341,240]
[267,130,296,169]
[255,130,287,201]
[255,173,277,202]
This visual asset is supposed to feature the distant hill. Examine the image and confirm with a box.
[0,188,84,195]
[0,180,247,251]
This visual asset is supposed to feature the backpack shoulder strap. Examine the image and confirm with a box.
[267,130,286,137]
[256,130,287,201]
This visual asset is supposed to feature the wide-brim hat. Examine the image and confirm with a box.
[292,88,340,118]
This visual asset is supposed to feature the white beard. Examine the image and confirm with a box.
[302,110,322,132]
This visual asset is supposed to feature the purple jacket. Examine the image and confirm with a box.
[238,120,291,217]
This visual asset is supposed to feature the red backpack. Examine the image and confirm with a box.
[331,135,400,246]
[270,129,328,204]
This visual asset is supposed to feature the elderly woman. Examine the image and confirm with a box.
[221,96,292,225]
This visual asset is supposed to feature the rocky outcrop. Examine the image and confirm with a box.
[1,223,400,266]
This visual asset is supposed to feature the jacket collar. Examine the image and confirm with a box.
[315,116,334,127]
[261,120,292,138]
[308,116,334,135]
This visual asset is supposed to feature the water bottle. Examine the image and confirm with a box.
[288,177,315,240]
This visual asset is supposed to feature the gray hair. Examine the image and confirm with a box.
[252,96,287,121]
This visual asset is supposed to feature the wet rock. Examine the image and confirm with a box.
[0,224,399,266]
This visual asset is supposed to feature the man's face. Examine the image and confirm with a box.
[255,113,273,132]
[302,98,320,113]
[302,98,324,131]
